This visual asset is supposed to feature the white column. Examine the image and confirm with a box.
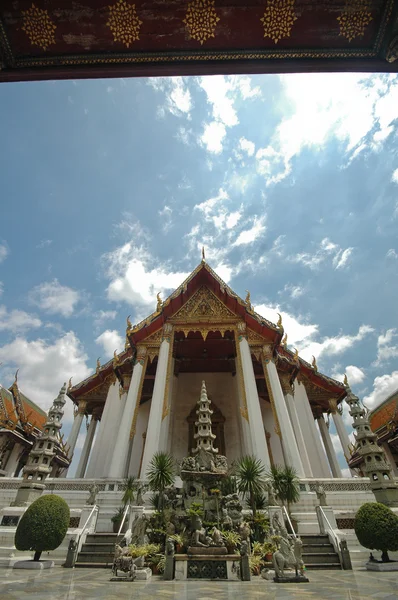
[103,388,128,477]
[75,413,99,478]
[281,375,312,477]
[293,381,331,477]
[382,442,398,477]
[5,443,23,476]
[317,414,342,478]
[262,346,304,477]
[141,324,173,479]
[86,380,118,478]
[330,401,353,464]
[107,346,147,479]
[237,323,270,468]
[66,401,86,460]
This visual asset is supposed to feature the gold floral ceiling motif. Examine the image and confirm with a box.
[107,0,143,48]
[337,0,373,42]
[260,0,298,44]
[183,0,220,45]
[22,4,56,51]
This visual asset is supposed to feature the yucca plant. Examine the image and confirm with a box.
[121,476,137,507]
[267,464,300,514]
[236,455,266,517]
[146,452,175,512]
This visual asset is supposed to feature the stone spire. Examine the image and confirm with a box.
[192,380,218,455]
[345,382,398,507]
[22,382,67,484]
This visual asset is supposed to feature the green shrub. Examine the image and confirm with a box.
[354,502,398,562]
[15,494,70,561]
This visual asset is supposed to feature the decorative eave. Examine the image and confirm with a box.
[369,388,398,432]
[128,261,281,346]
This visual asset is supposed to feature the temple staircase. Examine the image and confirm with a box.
[300,534,341,570]
[75,533,120,569]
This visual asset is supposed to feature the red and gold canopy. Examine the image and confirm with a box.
[1,1,397,83]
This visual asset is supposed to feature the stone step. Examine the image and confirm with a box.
[302,544,335,554]
[75,562,111,569]
[77,552,114,564]
[81,543,116,553]
[304,563,341,570]
[303,552,340,564]
[85,533,121,545]
[300,535,329,545]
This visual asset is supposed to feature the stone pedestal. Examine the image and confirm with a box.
[188,546,227,555]
[12,483,45,507]
[135,567,152,580]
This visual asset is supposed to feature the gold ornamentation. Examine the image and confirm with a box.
[235,329,249,421]
[244,290,251,309]
[77,400,87,415]
[162,323,173,343]
[344,373,349,387]
[126,314,133,332]
[130,354,148,439]
[260,0,297,44]
[293,348,299,362]
[247,328,267,347]
[107,0,142,48]
[202,246,206,262]
[147,347,160,363]
[144,328,163,344]
[311,355,318,372]
[113,349,119,367]
[282,333,287,348]
[96,357,101,373]
[337,1,372,42]
[279,373,293,396]
[172,285,236,322]
[156,292,163,312]
[119,384,124,399]
[262,356,281,437]
[22,4,56,51]
[329,398,338,414]
[276,312,283,329]
[183,0,220,46]
[262,343,273,364]
[135,345,147,366]
[67,377,73,393]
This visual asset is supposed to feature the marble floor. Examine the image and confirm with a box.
[1,567,398,600]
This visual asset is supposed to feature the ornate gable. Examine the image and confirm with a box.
[171,285,237,323]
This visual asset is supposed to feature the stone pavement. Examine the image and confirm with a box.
[1,567,398,600]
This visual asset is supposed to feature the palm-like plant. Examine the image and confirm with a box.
[236,455,266,517]
[267,464,300,514]
[121,476,137,507]
[146,452,175,511]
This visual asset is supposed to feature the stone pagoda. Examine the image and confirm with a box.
[345,378,398,507]
[192,380,218,458]
[14,383,68,506]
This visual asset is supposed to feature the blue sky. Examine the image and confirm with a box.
[0,73,397,474]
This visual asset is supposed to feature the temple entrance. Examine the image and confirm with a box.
[187,401,226,456]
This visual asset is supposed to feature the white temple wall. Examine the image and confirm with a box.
[159,361,176,454]
[101,389,128,478]
[261,400,285,467]
[128,400,151,478]
[169,372,243,464]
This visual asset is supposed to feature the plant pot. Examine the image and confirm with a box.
[112,520,128,534]
[265,553,273,562]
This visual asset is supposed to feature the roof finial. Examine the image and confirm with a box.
[113,349,119,367]
[282,333,287,348]
[202,246,205,262]
[276,312,283,329]
[293,348,299,361]
[126,315,132,332]
[312,355,318,372]
[14,369,19,385]
[244,290,251,310]
[67,377,73,392]
[344,373,349,388]
[96,357,101,373]
[156,292,163,312]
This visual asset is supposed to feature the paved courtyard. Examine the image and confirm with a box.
[1,567,398,600]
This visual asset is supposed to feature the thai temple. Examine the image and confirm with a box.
[66,259,353,482]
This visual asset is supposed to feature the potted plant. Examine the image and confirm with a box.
[111,506,127,533]
[262,539,277,562]
[15,494,70,563]
[221,530,241,553]
[354,502,398,564]
[129,543,160,568]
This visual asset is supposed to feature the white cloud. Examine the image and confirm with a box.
[256,146,289,184]
[291,238,353,271]
[158,205,173,234]
[225,210,242,229]
[392,168,398,184]
[386,248,398,259]
[0,332,91,423]
[148,77,192,118]
[36,239,52,249]
[373,329,398,366]
[0,244,8,263]
[195,189,228,217]
[199,76,239,127]
[301,325,374,363]
[280,283,304,299]
[238,137,255,157]
[364,370,398,409]
[0,305,42,332]
[93,310,117,330]
[200,121,226,154]
[95,329,124,358]
[331,365,366,386]
[29,279,82,317]
[233,216,266,246]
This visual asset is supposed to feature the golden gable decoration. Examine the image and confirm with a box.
[172,285,237,322]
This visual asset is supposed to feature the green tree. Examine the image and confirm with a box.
[121,476,136,507]
[267,464,300,514]
[15,495,70,561]
[355,502,398,562]
[236,455,266,517]
[146,452,175,511]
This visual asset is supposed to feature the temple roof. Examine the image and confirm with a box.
[0,1,397,83]
[0,381,47,437]
[369,388,398,432]
[69,259,346,409]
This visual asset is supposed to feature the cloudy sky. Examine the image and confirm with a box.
[0,72,397,475]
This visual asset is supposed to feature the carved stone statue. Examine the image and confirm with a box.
[86,483,98,505]
[239,521,251,548]
[266,482,277,506]
[272,531,306,580]
[315,483,327,507]
[272,511,283,535]
[213,454,228,473]
[221,508,233,529]
[191,518,212,547]
[131,513,147,545]
[222,493,243,527]
[211,526,225,547]
[136,483,146,506]
[165,537,175,556]
[181,456,196,471]
[112,544,137,579]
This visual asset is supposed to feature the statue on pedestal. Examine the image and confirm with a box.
[315,483,327,506]
[131,513,147,545]
[86,483,98,505]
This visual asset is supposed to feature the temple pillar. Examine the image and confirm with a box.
[329,400,355,477]
[280,374,312,477]
[382,443,398,477]
[141,324,174,479]
[317,413,342,478]
[103,385,129,477]
[5,443,23,477]
[261,345,304,476]
[86,378,118,478]
[75,411,99,478]
[294,380,331,477]
[107,346,148,479]
[237,323,270,468]
[66,400,86,466]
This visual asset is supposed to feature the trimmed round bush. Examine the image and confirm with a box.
[15,494,70,561]
[354,502,398,562]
